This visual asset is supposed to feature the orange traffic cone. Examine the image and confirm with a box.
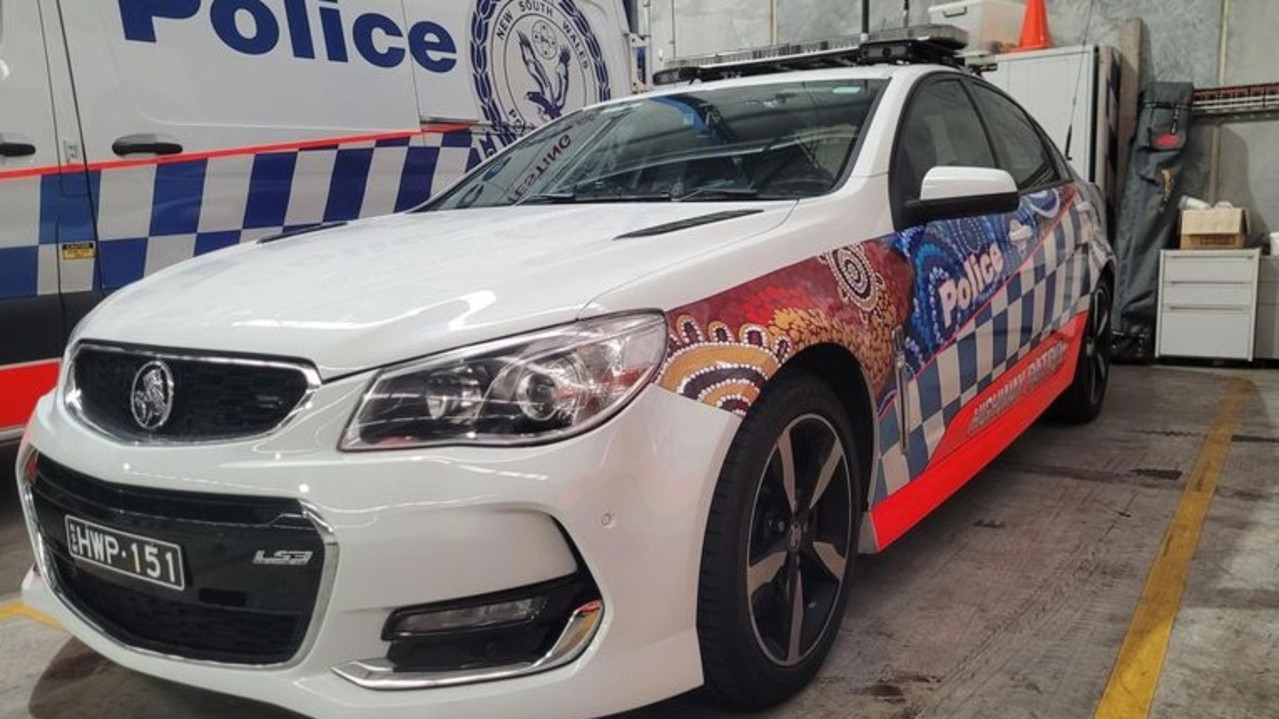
[1014,0,1053,52]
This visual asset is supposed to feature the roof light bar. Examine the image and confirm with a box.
[653,24,987,86]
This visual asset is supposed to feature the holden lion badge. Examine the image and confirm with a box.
[130,360,175,430]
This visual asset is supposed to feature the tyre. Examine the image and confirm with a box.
[1048,279,1112,423]
[696,371,862,709]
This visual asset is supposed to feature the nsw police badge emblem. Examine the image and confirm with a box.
[471,0,612,148]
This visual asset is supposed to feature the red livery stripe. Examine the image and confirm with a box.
[0,123,474,181]
[0,360,60,432]
[869,312,1089,549]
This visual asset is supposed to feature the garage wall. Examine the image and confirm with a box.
[642,0,1279,236]
[1214,0,1279,236]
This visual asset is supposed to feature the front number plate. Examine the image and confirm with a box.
[64,516,186,591]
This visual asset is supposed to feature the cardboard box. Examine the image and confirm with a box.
[1180,208,1249,250]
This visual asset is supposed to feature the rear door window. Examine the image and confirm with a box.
[967,84,1064,191]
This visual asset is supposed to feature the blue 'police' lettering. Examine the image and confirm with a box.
[408,21,457,73]
[352,14,404,69]
[317,2,348,62]
[210,0,279,55]
[282,0,315,59]
[118,0,200,42]
[118,0,458,74]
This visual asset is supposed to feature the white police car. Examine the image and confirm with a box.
[16,39,1113,719]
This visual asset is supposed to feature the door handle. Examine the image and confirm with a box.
[112,134,184,157]
[0,133,36,157]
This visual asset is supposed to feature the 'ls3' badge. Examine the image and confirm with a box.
[252,550,314,567]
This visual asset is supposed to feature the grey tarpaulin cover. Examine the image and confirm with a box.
[1111,82,1195,363]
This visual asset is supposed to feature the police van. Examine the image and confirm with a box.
[0,0,638,440]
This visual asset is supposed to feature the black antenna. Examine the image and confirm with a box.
[862,0,871,37]
[1063,0,1100,162]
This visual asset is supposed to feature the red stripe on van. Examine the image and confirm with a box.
[0,123,474,181]
[0,360,60,433]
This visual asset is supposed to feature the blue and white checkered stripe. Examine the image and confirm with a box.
[93,130,477,290]
[0,170,97,300]
[870,201,1091,506]
[0,128,479,300]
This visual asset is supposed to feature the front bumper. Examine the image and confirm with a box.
[18,373,740,719]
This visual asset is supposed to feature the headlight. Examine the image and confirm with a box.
[341,313,667,450]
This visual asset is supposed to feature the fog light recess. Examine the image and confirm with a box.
[389,596,548,637]
[332,573,603,690]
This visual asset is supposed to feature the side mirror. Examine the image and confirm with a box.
[903,166,1020,226]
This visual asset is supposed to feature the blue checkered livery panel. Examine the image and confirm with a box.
[0,128,481,300]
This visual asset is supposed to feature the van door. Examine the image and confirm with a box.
[0,0,90,434]
[56,0,430,293]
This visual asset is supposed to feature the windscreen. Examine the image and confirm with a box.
[425,78,888,210]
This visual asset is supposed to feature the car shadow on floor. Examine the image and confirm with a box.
[22,639,304,719]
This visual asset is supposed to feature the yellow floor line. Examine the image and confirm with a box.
[0,600,60,629]
[1093,377,1251,719]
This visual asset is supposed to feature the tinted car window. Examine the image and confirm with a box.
[426,79,888,209]
[892,78,995,207]
[968,84,1062,191]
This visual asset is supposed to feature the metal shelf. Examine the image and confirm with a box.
[1192,83,1279,118]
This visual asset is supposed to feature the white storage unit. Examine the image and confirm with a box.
[1256,257,1279,360]
[984,45,1120,210]
[1157,249,1261,361]
[928,0,1026,53]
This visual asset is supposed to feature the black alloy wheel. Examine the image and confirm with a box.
[697,372,862,709]
[1049,279,1112,423]
[745,413,853,667]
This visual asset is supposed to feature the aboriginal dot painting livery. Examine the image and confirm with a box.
[659,182,1100,549]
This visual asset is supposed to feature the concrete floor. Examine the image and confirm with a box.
[1,365,1276,719]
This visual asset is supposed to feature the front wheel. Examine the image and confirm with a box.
[696,372,862,709]
[1048,279,1112,423]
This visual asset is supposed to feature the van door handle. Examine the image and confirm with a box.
[0,134,36,157]
[112,134,184,157]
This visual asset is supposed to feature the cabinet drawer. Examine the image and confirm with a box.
[1163,256,1258,283]
[1159,307,1254,360]
[1161,282,1256,308]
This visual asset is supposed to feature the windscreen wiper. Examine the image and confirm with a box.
[519,190,673,204]
[675,186,762,202]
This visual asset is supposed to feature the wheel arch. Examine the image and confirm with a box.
[776,343,878,515]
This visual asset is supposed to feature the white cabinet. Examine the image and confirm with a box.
[1257,257,1279,360]
[1157,249,1260,361]
[984,45,1119,208]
